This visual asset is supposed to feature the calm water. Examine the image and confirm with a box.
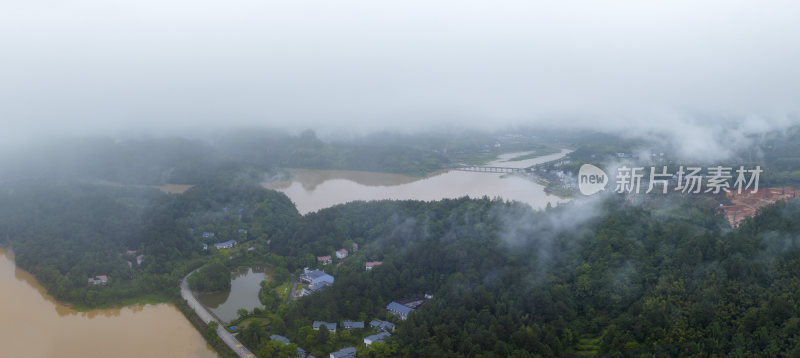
[198,267,267,323]
[265,149,571,214]
[0,248,217,358]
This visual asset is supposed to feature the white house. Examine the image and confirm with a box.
[336,249,348,259]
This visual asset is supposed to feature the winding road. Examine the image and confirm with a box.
[181,271,256,358]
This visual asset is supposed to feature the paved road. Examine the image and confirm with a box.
[181,271,256,358]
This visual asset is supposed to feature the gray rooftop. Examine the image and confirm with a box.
[330,347,357,358]
[312,321,337,331]
[386,301,413,315]
[342,320,364,329]
[270,334,290,344]
[365,331,391,343]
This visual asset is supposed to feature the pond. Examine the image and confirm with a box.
[198,266,267,323]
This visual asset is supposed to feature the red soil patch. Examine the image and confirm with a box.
[722,187,798,227]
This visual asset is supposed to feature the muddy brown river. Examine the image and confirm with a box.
[265,149,571,214]
[0,248,217,358]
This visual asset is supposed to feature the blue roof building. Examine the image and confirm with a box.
[364,331,391,345]
[329,347,356,358]
[312,321,337,332]
[386,301,414,320]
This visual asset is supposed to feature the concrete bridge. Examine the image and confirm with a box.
[181,271,256,358]
[452,165,529,173]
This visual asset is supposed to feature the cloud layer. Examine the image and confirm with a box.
[2,0,799,144]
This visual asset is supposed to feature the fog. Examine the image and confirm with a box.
[2,0,800,156]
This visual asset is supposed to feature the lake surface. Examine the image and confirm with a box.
[265,149,571,214]
[198,267,267,323]
[0,248,217,358]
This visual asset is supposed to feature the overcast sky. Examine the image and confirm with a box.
[2,0,799,144]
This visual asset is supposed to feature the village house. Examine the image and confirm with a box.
[136,255,144,265]
[351,243,358,252]
[370,319,395,332]
[365,261,382,270]
[386,301,414,320]
[317,255,332,265]
[125,250,137,255]
[202,232,215,238]
[270,334,290,344]
[312,321,337,332]
[88,275,108,285]
[297,347,308,358]
[301,268,334,291]
[214,240,237,249]
[341,320,364,330]
[364,331,391,346]
[329,347,356,358]
[335,249,348,259]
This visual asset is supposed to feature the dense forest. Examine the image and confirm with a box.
[237,194,800,357]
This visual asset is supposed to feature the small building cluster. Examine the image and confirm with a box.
[316,255,332,265]
[369,319,395,332]
[88,275,108,285]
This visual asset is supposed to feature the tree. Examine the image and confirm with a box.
[317,325,329,346]
[205,321,220,346]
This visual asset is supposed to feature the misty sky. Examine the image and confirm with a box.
[2,0,799,144]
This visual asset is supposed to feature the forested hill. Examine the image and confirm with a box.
[0,179,299,307]
[262,196,800,357]
[3,176,800,356]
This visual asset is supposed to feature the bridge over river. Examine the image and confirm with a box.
[452,165,531,173]
[181,271,255,358]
